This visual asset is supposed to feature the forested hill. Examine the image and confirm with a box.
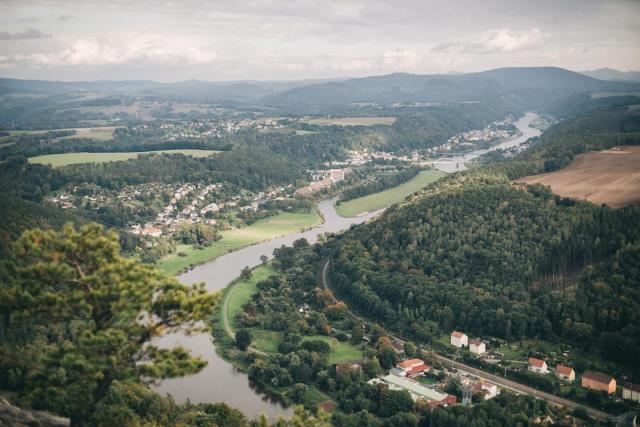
[261,67,640,113]
[326,103,640,372]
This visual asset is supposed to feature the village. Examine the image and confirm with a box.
[447,330,640,408]
[48,179,296,240]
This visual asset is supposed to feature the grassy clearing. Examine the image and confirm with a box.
[28,149,219,167]
[250,329,284,353]
[304,117,396,126]
[158,210,321,275]
[335,169,446,217]
[301,335,363,364]
[55,126,117,141]
[226,265,277,331]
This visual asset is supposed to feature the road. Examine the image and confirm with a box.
[320,260,613,422]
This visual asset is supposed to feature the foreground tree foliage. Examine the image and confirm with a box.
[0,224,217,426]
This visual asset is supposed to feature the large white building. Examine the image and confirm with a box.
[450,331,468,348]
[469,339,486,355]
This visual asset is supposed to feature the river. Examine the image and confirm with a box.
[433,112,541,173]
[153,198,381,419]
[153,113,539,419]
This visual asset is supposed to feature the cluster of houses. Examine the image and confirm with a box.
[450,331,486,355]
[451,331,640,403]
[294,168,350,196]
[157,117,283,141]
[528,357,640,401]
[369,358,457,409]
[434,117,517,153]
[130,182,293,238]
[368,356,501,409]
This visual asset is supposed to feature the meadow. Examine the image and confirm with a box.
[335,169,446,217]
[158,210,321,275]
[220,263,363,363]
[304,117,396,126]
[28,149,219,167]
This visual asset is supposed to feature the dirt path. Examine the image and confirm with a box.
[221,278,267,356]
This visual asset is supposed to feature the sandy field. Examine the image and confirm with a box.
[517,146,640,208]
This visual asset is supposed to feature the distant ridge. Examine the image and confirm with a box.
[2,67,639,113]
[260,67,640,113]
[580,68,640,82]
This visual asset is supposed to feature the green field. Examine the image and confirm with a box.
[227,265,277,331]
[304,117,396,126]
[335,169,446,217]
[28,149,219,167]
[300,335,363,364]
[158,210,321,275]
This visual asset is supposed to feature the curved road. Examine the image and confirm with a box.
[320,260,612,422]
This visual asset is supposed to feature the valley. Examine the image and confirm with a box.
[2,65,640,427]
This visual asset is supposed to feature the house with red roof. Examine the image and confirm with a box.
[555,365,575,382]
[528,357,548,374]
[395,358,429,378]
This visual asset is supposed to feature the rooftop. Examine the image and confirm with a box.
[582,371,614,384]
[379,374,449,402]
[556,365,574,376]
[528,357,545,367]
[397,358,425,369]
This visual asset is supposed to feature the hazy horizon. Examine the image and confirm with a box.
[1,0,639,82]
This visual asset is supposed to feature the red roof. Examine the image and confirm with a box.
[470,339,483,346]
[397,358,425,369]
[528,357,545,367]
[582,371,614,384]
[556,365,574,376]
[451,331,465,338]
[408,365,429,375]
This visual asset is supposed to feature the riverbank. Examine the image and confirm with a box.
[153,197,381,419]
[334,169,445,217]
[158,210,322,276]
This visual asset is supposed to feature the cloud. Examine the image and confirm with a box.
[0,28,51,40]
[382,48,421,68]
[0,37,217,68]
[433,28,545,54]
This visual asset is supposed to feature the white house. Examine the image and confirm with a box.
[528,357,548,374]
[622,383,640,402]
[555,365,575,382]
[450,331,468,348]
[469,339,486,355]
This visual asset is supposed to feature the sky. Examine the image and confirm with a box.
[0,0,639,82]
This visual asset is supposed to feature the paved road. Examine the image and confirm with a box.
[320,260,613,422]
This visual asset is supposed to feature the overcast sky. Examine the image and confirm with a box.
[1,0,639,82]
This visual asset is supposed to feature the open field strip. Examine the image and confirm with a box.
[158,210,321,275]
[304,116,396,126]
[28,149,219,167]
[335,169,446,217]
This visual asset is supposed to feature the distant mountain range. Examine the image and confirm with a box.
[261,67,640,113]
[580,68,640,82]
[1,67,639,115]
